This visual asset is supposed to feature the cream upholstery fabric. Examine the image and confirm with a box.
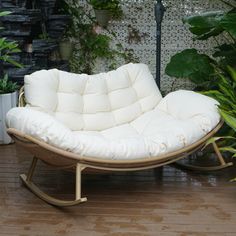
[23,63,162,131]
[6,63,220,160]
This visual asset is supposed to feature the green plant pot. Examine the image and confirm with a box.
[94,9,111,27]
[59,41,74,61]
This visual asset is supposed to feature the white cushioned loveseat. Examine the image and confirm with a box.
[6,63,230,207]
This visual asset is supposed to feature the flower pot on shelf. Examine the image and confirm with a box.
[94,9,111,27]
[0,91,17,144]
[59,40,74,61]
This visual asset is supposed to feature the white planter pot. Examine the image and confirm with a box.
[0,92,17,144]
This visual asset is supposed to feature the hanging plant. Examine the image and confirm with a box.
[88,0,123,27]
[63,0,137,74]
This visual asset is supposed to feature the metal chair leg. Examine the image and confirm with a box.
[20,158,87,207]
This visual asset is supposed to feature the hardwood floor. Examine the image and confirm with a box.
[0,144,236,236]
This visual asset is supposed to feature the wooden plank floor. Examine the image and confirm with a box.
[0,144,236,236]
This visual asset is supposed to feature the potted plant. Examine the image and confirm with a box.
[56,1,74,61]
[0,74,19,144]
[88,0,123,27]
[0,11,22,144]
[59,37,74,61]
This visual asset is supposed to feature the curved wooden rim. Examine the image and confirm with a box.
[7,120,223,168]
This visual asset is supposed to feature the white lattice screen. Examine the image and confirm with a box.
[76,0,229,93]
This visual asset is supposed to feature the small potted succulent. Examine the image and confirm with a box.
[0,11,22,144]
[88,0,123,27]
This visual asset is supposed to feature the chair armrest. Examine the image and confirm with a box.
[6,107,79,151]
[157,90,220,132]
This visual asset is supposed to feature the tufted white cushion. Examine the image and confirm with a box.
[24,63,162,131]
[6,63,220,160]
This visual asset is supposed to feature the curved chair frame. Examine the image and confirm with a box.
[7,88,233,207]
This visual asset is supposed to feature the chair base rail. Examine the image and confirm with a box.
[175,141,233,171]
[12,122,234,207]
[20,157,87,207]
[174,162,233,171]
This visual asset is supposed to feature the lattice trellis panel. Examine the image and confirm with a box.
[74,0,230,93]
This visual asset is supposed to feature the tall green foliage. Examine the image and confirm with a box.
[165,2,236,158]
[0,11,22,94]
[0,12,22,68]
[165,4,236,90]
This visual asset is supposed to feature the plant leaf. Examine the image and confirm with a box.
[227,66,236,83]
[230,177,236,182]
[201,90,236,110]
[219,109,236,131]
[213,44,236,66]
[183,11,225,40]
[165,49,214,84]
[3,57,23,68]
[220,12,236,37]
[219,146,236,153]
[0,11,11,17]
[203,136,236,149]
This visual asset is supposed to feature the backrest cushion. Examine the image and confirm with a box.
[24,63,162,131]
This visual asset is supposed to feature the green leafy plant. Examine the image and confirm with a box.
[0,74,19,94]
[63,0,137,74]
[88,0,123,19]
[165,49,216,87]
[0,11,11,30]
[0,37,22,68]
[0,11,22,94]
[0,11,22,68]
[165,2,236,165]
[202,66,236,131]
[165,3,236,91]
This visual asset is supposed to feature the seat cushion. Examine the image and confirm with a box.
[6,90,220,160]
[24,63,162,131]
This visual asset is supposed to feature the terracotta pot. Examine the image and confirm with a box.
[94,9,111,27]
[59,40,74,61]
[0,91,17,144]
